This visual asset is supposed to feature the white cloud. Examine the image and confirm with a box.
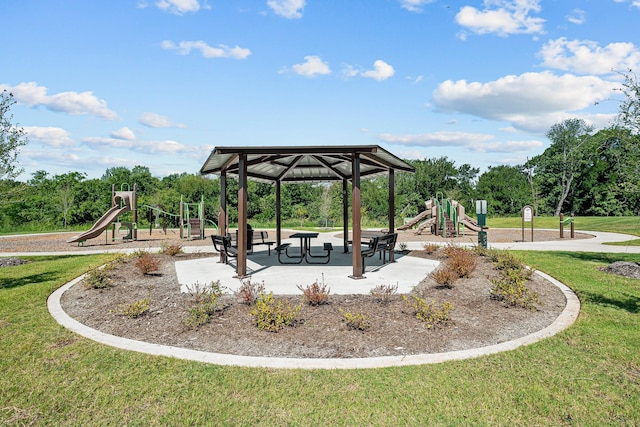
[539,38,640,75]
[139,112,185,128]
[0,82,117,120]
[111,127,136,140]
[83,136,197,155]
[377,131,542,154]
[161,40,251,59]
[399,0,434,13]
[432,71,617,132]
[455,0,545,36]
[378,131,495,147]
[566,8,586,25]
[290,56,331,77]
[23,126,73,148]
[156,0,201,14]
[342,60,395,81]
[469,139,544,152]
[361,60,395,81]
[267,0,305,19]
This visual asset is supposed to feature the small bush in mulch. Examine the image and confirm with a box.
[297,279,331,306]
[250,292,302,332]
[135,253,161,275]
[339,309,371,331]
[443,244,477,278]
[183,282,226,329]
[370,283,398,305]
[0,257,27,268]
[403,295,454,328]
[116,297,150,319]
[160,242,183,256]
[84,266,115,289]
[487,249,538,310]
[234,279,265,305]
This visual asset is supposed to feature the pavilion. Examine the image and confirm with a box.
[199,145,415,279]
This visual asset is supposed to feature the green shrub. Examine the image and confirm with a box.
[116,297,150,318]
[182,281,226,329]
[485,249,538,310]
[370,283,398,304]
[84,265,114,289]
[488,249,525,271]
[297,280,330,306]
[250,293,301,332]
[490,269,538,310]
[340,309,371,331]
[403,295,453,328]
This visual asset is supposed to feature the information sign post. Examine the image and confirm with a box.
[476,200,487,249]
[522,205,534,242]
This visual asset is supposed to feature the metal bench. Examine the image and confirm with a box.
[361,233,397,270]
[211,235,237,264]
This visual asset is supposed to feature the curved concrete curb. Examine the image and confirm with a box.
[48,270,580,369]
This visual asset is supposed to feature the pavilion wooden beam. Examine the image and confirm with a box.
[342,179,349,253]
[388,169,395,263]
[218,170,227,263]
[350,153,363,279]
[236,154,248,278]
[276,180,282,247]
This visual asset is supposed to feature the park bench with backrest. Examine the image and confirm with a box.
[361,232,398,271]
[211,235,237,264]
[227,229,275,255]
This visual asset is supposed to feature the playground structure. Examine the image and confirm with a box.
[179,196,206,240]
[68,184,213,245]
[67,184,138,245]
[398,194,486,238]
[143,196,211,241]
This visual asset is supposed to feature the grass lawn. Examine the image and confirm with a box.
[1,252,639,425]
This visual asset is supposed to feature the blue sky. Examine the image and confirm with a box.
[3,0,639,180]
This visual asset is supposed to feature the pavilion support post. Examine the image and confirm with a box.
[351,153,363,279]
[342,179,349,253]
[218,171,227,263]
[388,169,395,263]
[276,180,282,247]
[236,154,248,278]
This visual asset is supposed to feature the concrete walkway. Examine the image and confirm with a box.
[37,230,639,369]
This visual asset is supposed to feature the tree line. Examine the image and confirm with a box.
[0,70,638,232]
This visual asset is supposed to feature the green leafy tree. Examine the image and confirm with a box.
[615,69,640,134]
[0,91,28,180]
[476,165,532,215]
[530,118,596,216]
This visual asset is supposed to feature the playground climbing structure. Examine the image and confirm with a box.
[67,184,138,245]
[398,194,486,237]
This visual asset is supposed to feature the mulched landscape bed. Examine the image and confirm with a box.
[59,250,568,359]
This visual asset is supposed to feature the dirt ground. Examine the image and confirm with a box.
[1,228,599,359]
[0,227,593,253]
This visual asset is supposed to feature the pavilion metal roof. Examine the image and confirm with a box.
[199,145,415,183]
